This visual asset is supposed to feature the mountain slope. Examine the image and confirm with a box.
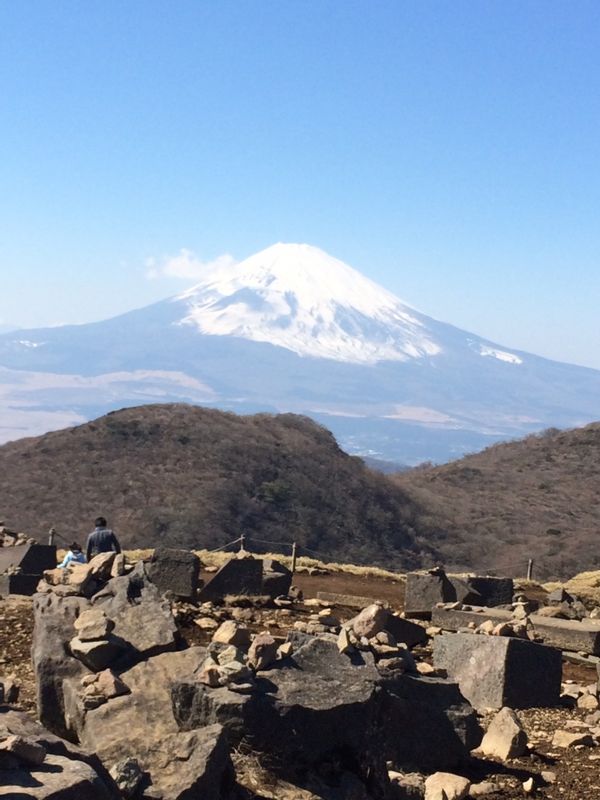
[393,423,600,579]
[0,404,434,569]
[1,243,600,462]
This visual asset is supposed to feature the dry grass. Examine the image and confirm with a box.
[123,547,406,582]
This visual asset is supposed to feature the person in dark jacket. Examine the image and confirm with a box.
[86,516,121,562]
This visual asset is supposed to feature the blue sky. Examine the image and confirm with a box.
[1,1,599,367]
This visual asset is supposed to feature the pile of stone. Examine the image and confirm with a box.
[432,599,600,657]
[561,678,600,710]
[0,522,35,547]
[196,620,282,690]
[435,600,536,641]
[335,602,430,675]
[539,587,590,620]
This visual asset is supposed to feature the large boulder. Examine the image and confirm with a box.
[137,726,235,800]
[405,571,513,619]
[381,673,482,770]
[173,633,480,793]
[173,635,388,795]
[69,645,234,800]
[76,647,205,763]
[91,562,178,658]
[146,547,201,600]
[199,554,263,602]
[0,707,120,799]
[433,632,562,711]
[32,592,91,737]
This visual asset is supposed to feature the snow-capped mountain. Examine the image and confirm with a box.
[0,243,599,463]
[177,243,441,363]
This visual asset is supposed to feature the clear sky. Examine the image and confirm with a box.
[1,1,599,368]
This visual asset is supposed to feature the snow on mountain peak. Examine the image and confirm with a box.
[175,243,441,364]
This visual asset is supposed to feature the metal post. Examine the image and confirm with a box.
[526,559,534,580]
[48,527,56,546]
[291,541,297,574]
[239,534,246,552]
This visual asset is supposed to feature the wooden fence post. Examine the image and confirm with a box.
[526,558,534,580]
[291,542,297,574]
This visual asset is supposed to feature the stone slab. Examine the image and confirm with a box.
[198,555,263,601]
[317,591,390,609]
[0,544,57,576]
[432,606,600,656]
[433,632,562,711]
[146,547,200,600]
[405,572,513,619]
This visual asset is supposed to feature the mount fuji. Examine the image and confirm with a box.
[1,243,599,463]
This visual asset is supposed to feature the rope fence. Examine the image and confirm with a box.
[46,526,537,580]
[201,533,538,580]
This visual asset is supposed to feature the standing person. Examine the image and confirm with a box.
[86,516,121,562]
[58,542,86,568]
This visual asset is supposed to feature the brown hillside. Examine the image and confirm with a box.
[393,424,600,580]
[0,404,435,570]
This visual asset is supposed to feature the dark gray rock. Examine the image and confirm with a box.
[172,682,254,744]
[548,588,573,605]
[405,571,513,618]
[0,707,121,799]
[404,571,459,618]
[146,547,200,601]
[173,636,388,796]
[433,632,562,711]
[0,544,57,596]
[0,573,43,596]
[78,648,206,768]
[109,757,146,799]
[262,558,292,598]
[32,592,91,738]
[199,555,263,602]
[91,563,178,659]
[0,543,57,576]
[0,676,20,704]
[380,673,482,770]
[467,576,514,608]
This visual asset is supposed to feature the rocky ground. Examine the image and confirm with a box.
[1,564,599,799]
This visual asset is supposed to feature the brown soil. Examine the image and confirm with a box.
[0,595,35,713]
